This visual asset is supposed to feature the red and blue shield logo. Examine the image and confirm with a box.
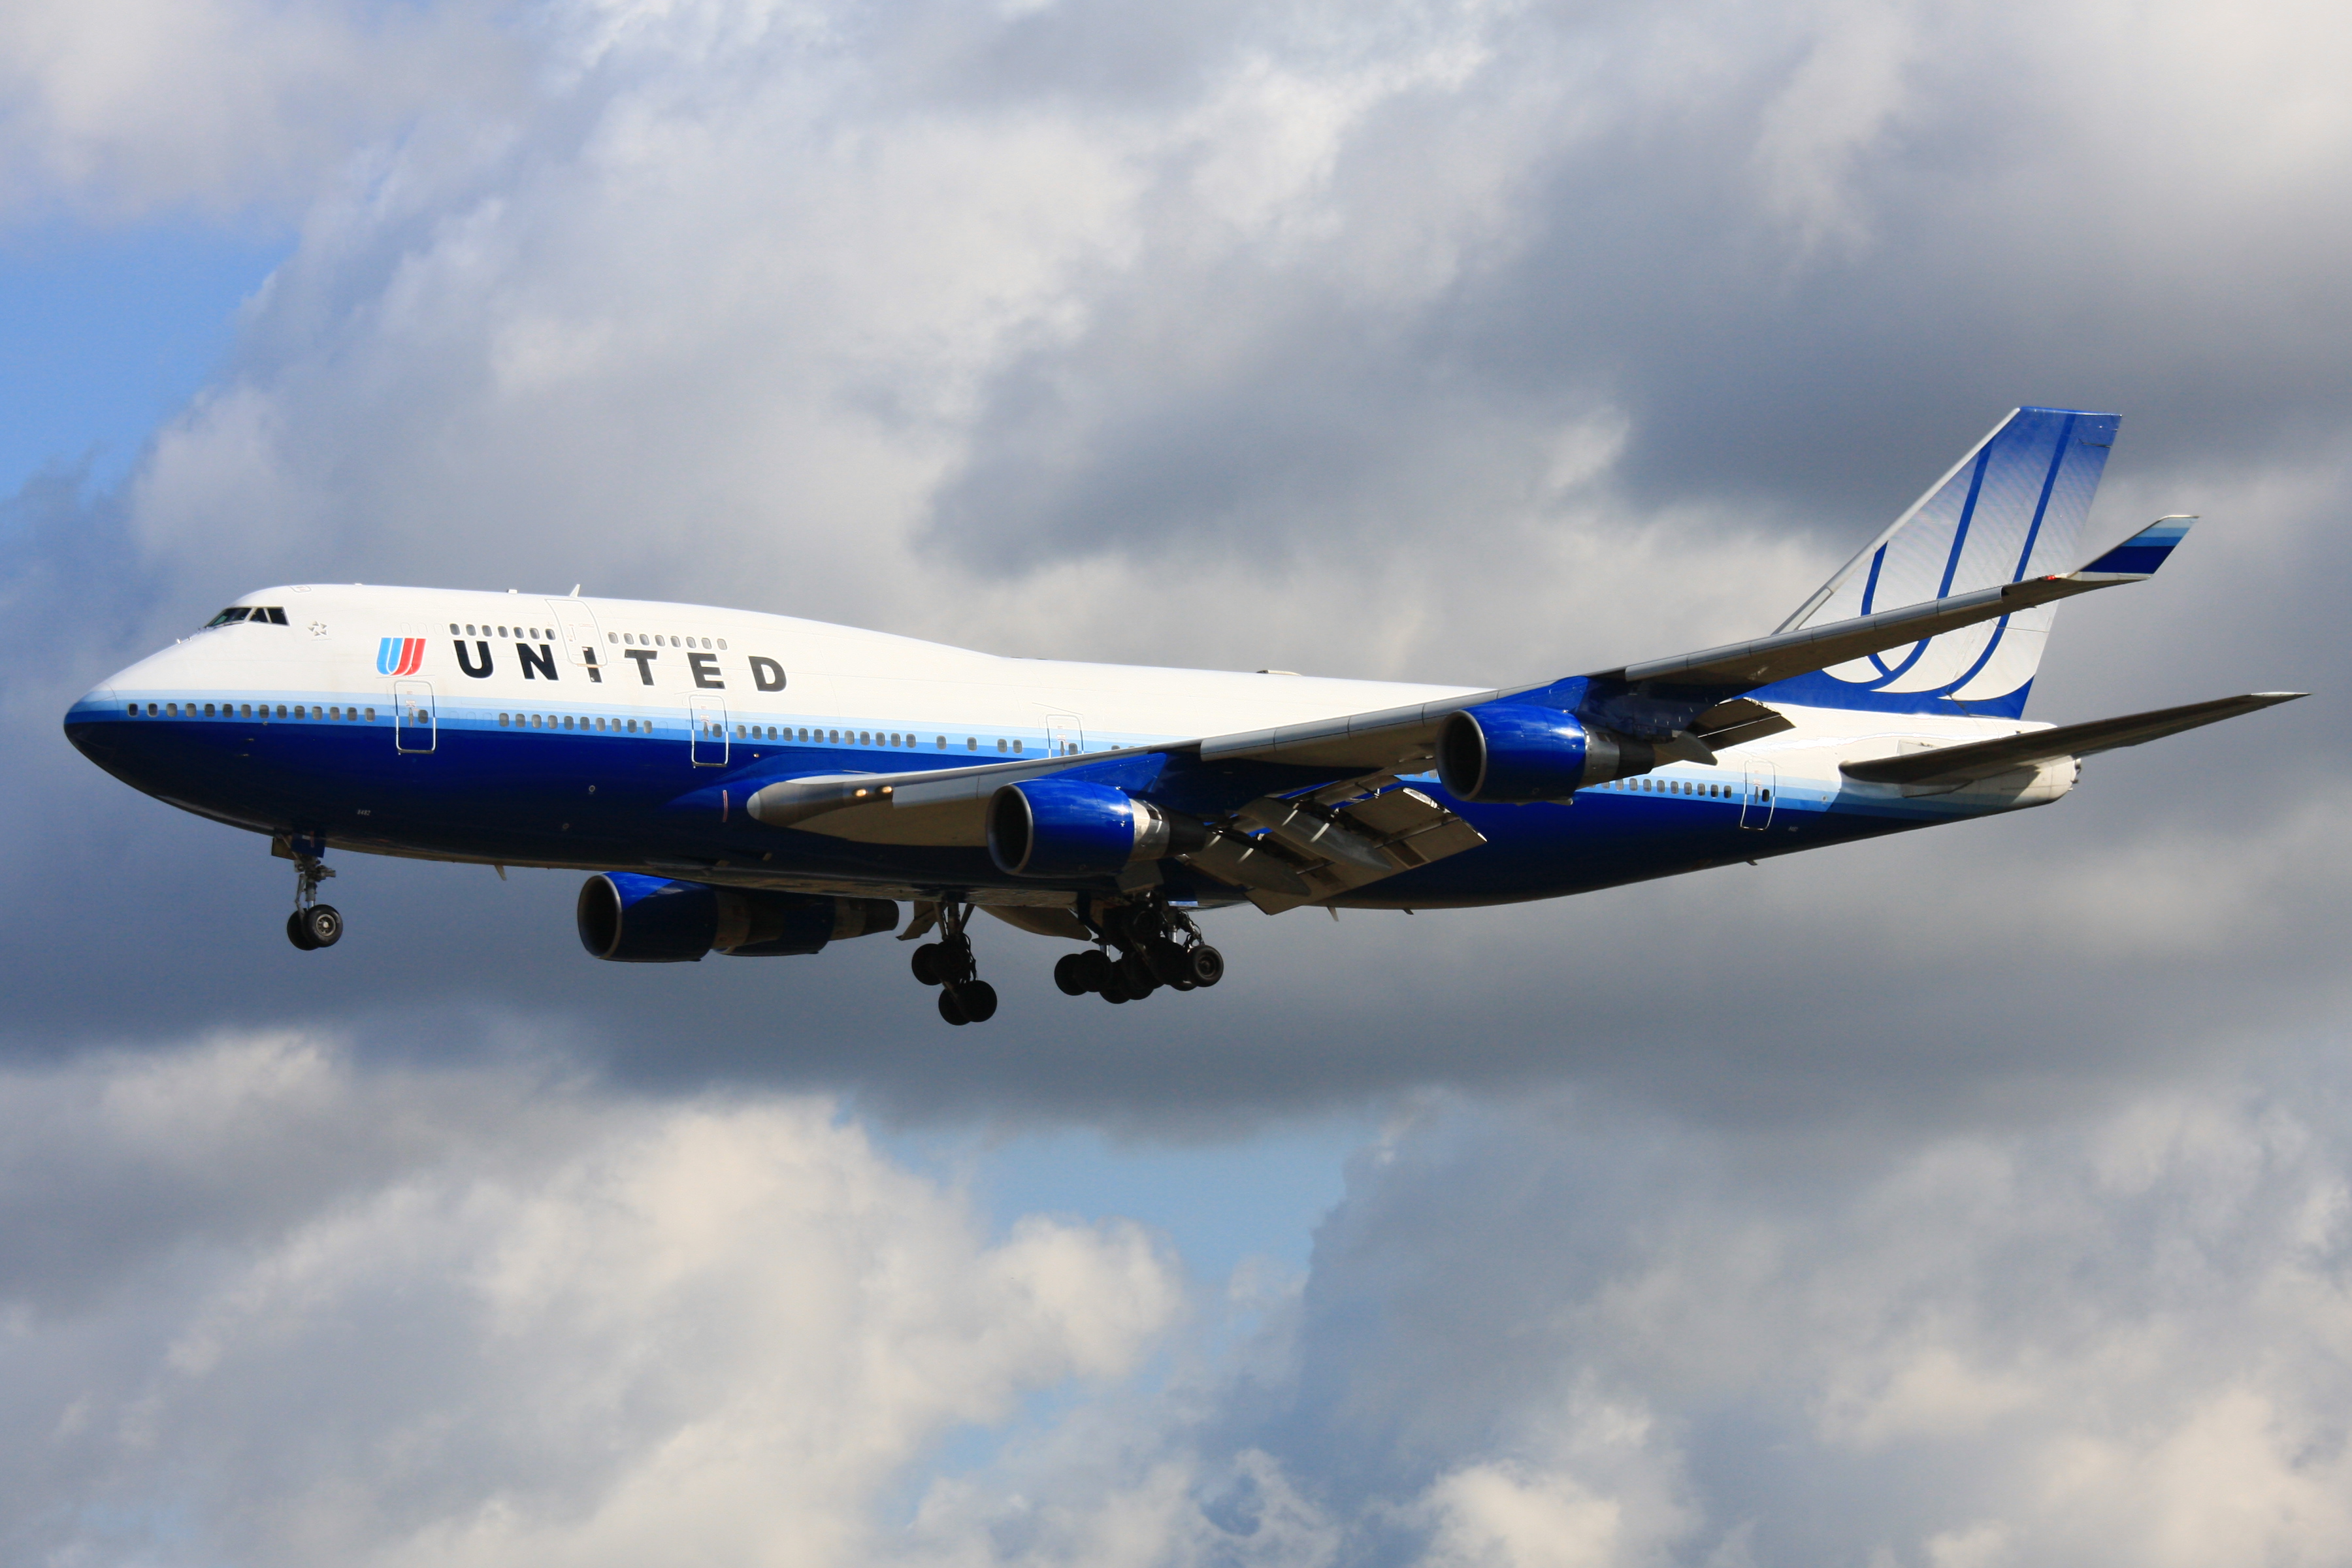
[376,637,426,676]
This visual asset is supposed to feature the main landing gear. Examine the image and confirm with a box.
[1054,898,1224,1005]
[284,846,342,952]
[909,902,998,1025]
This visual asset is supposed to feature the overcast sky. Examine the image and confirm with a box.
[4,0,2349,1562]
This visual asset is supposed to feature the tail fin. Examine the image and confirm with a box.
[1754,406,2119,719]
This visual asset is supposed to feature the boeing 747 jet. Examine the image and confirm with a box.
[66,408,2301,1023]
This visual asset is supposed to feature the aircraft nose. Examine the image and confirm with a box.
[63,679,142,774]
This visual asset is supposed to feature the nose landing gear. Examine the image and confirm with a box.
[909,901,997,1024]
[282,843,342,951]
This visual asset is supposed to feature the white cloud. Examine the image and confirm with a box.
[12,1034,2352,1566]
[2,1034,1180,1567]
[0,0,516,222]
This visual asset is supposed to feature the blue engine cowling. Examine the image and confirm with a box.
[987,779,1205,879]
[1438,703,1638,802]
[576,874,898,962]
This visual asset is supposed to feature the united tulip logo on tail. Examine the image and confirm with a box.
[376,637,425,676]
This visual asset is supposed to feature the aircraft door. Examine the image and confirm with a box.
[690,693,728,766]
[1739,759,1776,830]
[1045,713,1084,757]
[395,680,436,753]
[545,598,606,685]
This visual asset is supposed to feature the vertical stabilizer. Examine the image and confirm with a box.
[1754,406,2119,718]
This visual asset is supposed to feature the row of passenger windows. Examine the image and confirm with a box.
[725,727,1035,753]
[456,621,568,641]
[127,701,372,721]
[204,606,289,627]
[503,712,643,732]
[126,700,1071,755]
[1594,776,1771,802]
[447,622,732,652]
[615,632,724,649]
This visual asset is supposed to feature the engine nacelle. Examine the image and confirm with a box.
[576,874,898,962]
[1437,703,1648,802]
[987,779,1207,879]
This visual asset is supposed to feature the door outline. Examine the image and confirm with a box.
[690,693,728,766]
[394,680,436,753]
[1739,758,1776,830]
[1045,713,1085,757]
[546,597,606,685]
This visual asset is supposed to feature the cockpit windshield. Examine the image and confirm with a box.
[203,606,288,628]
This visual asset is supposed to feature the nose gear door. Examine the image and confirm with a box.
[690,693,728,766]
[395,679,436,753]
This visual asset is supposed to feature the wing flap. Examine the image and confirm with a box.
[1194,784,1488,913]
[1840,692,2306,787]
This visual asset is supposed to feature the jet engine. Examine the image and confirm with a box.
[1437,703,1651,802]
[576,874,899,962]
[987,779,1207,878]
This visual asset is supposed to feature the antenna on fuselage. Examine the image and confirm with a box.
[570,585,581,596]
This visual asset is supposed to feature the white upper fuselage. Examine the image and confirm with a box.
[86,583,2074,841]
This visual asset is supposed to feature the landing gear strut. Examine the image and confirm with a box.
[909,902,998,1024]
[284,845,342,952]
[1058,896,1224,1005]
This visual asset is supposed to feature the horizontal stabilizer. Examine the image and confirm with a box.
[1840,692,2306,788]
[2075,514,2195,580]
[1606,571,2126,693]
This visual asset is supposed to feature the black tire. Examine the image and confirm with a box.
[911,943,947,987]
[956,980,998,1023]
[1144,938,1191,985]
[937,987,970,1025]
[1053,953,1094,996]
[1077,949,1116,991]
[1117,949,1158,995]
[1170,977,1197,992]
[1187,945,1226,987]
[286,910,319,951]
[301,905,343,949]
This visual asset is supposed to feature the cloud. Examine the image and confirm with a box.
[15,1036,2352,1566]
[0,0,516,223]
[3,1032,1181,1567]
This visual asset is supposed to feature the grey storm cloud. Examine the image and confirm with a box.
[4,0,2352,1560]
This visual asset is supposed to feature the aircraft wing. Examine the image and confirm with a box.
[740,517,2196,905]
[1839,692,2306,789]
[1198,522,2191,774]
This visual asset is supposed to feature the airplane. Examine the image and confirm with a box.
[64,406,2303,1025]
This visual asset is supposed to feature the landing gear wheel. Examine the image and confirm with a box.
[1100,973,1131,1004]
[1186,945,1225,987]
[953,979,998,1022]
[1117,950,1160,998]
[1143,938,1192,986]
[938,987,970,1026]
[911,943,948,987]
[1053,953,1095,996]
[301,904,343,948]
[286,910,319,951]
